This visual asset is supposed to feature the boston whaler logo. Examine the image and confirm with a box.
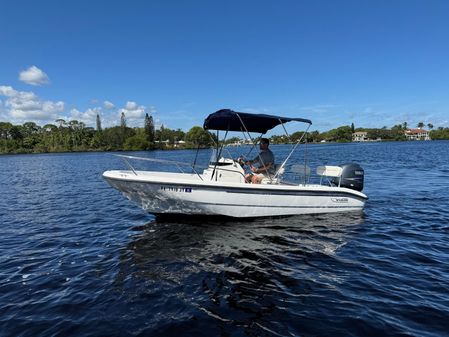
[331,197,348,203]
[160,186,192,193]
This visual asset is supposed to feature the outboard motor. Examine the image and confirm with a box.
[332,163,364,191]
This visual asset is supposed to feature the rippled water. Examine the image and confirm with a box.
[1,141,449,336]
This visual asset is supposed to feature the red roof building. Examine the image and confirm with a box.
[404,128,431,140]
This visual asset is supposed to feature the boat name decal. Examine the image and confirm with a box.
[331,197,348,203]
[160,186,192,193]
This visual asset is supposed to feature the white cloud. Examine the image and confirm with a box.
[0,86,160,129]
[115,101,157,127]
[119,101,146,119]
[69,106,123,128]
[104,100,115,109]
[19,66,50,86]
[0,85,64,123]
[0,99,7,121]
[70,107,102,125]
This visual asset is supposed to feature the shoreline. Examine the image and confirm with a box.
[1,139,445,156]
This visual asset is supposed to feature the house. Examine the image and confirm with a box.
[352,131,368,142]
[174,140,185,148]
[404,128,431,141]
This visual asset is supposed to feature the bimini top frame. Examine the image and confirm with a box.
[203,109,312,184]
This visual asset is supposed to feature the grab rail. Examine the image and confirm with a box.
[114,154,204,181]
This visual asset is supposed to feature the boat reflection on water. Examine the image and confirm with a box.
[124,212,365,263]
[112,213,365,334]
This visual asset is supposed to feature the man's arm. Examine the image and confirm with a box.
[246,154,261,166]
[250,162,272,173]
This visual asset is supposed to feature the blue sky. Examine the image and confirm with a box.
[1,0,448,132]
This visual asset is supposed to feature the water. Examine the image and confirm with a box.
[1,141,448,336]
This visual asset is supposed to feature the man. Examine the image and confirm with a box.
[242,138,275,184]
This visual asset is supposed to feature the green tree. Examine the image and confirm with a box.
[124,129,150,150]
[55,119,66,128]
[185,126,214,148]
[270,135,287,144]
[0,122,13,140]
[144,113,155,143]
[324,126,353,142]
[430,127,449,140]
[309,130,321,142]
[417,122,424,128]
[224,136,242,145]
[290,131,306,143]
[0,122,13,153]
[120,112,126,128]
[96,114,102,132]
[102,126,135,150]
[172,128,185,144]
[22,122,40,137]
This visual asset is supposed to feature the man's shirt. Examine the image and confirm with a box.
[252,149,275,174]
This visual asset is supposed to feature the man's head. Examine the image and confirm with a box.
[259,138,269,150]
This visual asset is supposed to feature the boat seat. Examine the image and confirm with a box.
[291,164,311,185]
[316,165,342,186]
[260,163,284,184]
[274,163,285,176]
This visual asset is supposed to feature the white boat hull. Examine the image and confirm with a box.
[103,170,367,218]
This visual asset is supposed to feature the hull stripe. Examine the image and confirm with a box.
[183,201,363,209]
[104,177,368,202]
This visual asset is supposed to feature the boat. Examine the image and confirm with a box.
[103,109,368,218]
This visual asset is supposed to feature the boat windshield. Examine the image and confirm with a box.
[209,148,218,164]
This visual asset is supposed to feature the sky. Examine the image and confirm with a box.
[1,0,448,132]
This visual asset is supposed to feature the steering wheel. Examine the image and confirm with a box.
[233,155,246,168]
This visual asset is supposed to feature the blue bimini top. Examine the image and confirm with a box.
[203,109,312,134]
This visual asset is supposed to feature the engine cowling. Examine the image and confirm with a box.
[332,163,364,191]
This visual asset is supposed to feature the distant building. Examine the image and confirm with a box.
[352,131,368,142]
[174,140,185,148]
[226,139,253,147]
[404,128,431,141]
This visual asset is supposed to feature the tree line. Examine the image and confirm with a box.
[0,117,448,154]
[0,114,216,154]
[268,122,449,144]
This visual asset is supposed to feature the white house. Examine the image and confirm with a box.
[352,131,368,142]
[404,128,431,141]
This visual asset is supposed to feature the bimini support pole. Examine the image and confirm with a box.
[235,114,273,182]
[235,113,275,183]
[274,123,311,181]
[210,129,228,181]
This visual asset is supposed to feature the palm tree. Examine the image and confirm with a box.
[417,122,424,129]
[68,120,80,147]
[96,114,102,132]
[120,112,126,128]
[55,118,66,128]
[427,123,433,130]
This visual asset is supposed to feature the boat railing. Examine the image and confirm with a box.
[290,164,311,185]
[316,165,342,187]
[114,154,205,181]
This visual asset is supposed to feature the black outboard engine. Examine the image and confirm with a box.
[332,163,364,191]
